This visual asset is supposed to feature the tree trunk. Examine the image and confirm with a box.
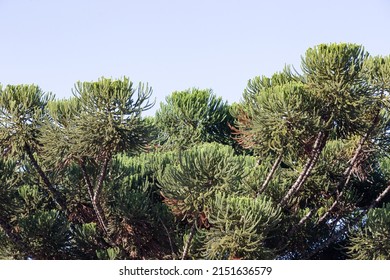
[257,151,283,196]
[92,200,108,235]
[280,131,327,207]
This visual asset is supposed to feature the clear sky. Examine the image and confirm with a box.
[1,0,389,115]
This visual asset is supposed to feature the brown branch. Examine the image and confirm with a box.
[287,208,316,238]
[93,153,111,202]
[79,159,94,202]
[368,183,390,210]
[317,111,380,224]
[181,222,197,260]
[302,181,390,259]
[158,216,176,259]
[280,131,327,207]
[257,151,283,196]
[79,157,109,235]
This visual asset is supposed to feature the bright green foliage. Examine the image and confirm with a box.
[348,204,390,260]
[109,152,177,222]
[362,56,390,93]
[0,84,53,158]
[302,43,371,136]
[200,193,281,259]
[155,88,234,150]
[96,247,121,260]
[102,152,178,259]
[157,143,281,259]
[40,98,81,167]
[0,84,65,209]
[0,77,163,259]
[236,77,319,155]
[232,43,390,259]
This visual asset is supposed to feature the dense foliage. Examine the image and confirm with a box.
[1,43,390,259]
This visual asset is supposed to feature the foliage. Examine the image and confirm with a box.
[155,88,235,150]
[1,44,390,260]
[157,143,248,223]
[200,193,282,259]
[347,204,390,259]
[0,84,52,159]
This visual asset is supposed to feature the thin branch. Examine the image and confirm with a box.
[368,183,390,210]
[280,131,327,207]
[302,181,390,259]
[257,151,283,196]
[181,222,196,260]
[93,154,111,202]
[287,208,315,237]
[79,157,109,235]
[79,159,94,202]
[317,111,380,224]
[158,216,176,259]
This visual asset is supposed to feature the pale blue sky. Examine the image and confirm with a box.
[1,0,389,115]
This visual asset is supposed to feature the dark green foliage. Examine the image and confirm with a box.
[1,44,390,260]
[17,210,71,259]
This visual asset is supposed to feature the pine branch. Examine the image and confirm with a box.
[303,181,390,259]
[257,151,283,196]
[181,222,196,260]
[287,208,315,237]
[280,131,327,207]
[79,159,94,202]
[158,216,176,259]
[79,157,109,235]
[93,153,111,203]
[317,111,380,224]
[368,183,390,210]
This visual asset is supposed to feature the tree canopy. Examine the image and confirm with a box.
[1,43,390,260]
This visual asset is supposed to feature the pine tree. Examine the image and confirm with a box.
[1,44,389,260]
